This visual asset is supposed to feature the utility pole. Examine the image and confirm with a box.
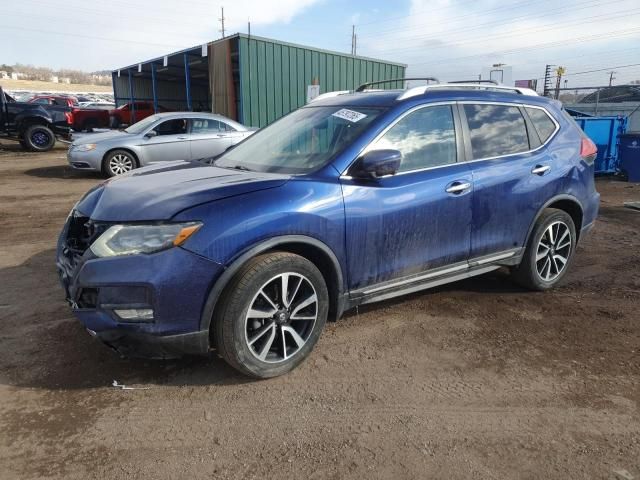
[543,64,555,97]
[608,71,616,86]
[248,19,251,38]
[351,25,357,56]
[219,7,226,38]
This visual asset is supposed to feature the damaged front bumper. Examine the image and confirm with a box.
[56,211,223,359]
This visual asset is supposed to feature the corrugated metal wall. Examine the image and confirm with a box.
[236,35,406,128]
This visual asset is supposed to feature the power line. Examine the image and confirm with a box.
[359,9,640,56]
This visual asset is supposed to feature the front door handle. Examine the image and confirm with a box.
[445,181,472,194]
[531,165,551,175]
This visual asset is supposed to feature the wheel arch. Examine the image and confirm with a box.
[102,147,140,171]
[525,195,584,246]
[200,235,347,337]
[16,115,51,136]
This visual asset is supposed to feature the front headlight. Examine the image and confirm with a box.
[90,222,202,257]
[73,143,97,152]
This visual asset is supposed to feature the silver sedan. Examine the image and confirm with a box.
[67,112,256,177]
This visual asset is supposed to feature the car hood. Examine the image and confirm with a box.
[76,161,290,221]
[72,130,128,145]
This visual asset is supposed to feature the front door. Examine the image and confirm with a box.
[341,104,472,291]
[139,118,190,163]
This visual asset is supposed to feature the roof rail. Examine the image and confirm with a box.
[356,77,440,92]
[397,83,539,100]
[448,80,499,85]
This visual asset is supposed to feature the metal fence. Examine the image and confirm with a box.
[551,85,640,131]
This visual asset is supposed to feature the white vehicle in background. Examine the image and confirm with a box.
[67,112,256,177]
[78,101,115,109]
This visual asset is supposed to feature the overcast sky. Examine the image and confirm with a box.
[3,0,640,87]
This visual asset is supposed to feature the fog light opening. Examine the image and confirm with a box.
[114,308,154,322]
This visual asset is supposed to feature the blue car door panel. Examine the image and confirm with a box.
[341,103,472,290]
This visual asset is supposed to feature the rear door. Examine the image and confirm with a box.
[189,118,233,159]
[461,102,560,259]
[139,118,190,163]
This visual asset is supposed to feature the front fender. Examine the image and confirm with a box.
[173,178,346,268]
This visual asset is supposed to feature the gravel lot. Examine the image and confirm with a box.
[0,140,638,479]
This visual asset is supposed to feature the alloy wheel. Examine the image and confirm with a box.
[109,154,134,175]
[535,220,572,282]
[31,130,50,147]
[244,273,318,364]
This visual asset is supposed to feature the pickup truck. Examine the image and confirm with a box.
[0,86,72,152]
[28,95,110,132]
[109,101,168,127]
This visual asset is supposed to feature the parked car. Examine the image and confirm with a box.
[109,102,167,127]
[67,112,255,177]
[0,86,72,151]
[57,82,599,378]
[28,95,110,132]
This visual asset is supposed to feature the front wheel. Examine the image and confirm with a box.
[102,149,137,177]
[511,208,576,290]
[23,125,56,152]
[214,252,329,378]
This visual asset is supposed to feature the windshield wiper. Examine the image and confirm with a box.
[231,165,252,172]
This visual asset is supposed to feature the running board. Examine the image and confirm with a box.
[358,265,500,305]
[347,248,521,308]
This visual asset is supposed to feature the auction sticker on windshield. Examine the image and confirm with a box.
[332,109,368,123]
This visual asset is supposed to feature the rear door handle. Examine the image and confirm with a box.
[531,165,551,175]
[177,136,188,140]
[445,181,472,194]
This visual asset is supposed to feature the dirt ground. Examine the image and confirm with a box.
[0,139,638,480]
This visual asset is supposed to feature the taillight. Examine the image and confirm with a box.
[580,136,597,164]
[65,111,74,124]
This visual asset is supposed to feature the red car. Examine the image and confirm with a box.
[29,95,110,132]
[108,102,168,127]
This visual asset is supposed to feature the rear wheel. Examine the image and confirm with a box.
[23,125,56,152]
[214,252,329,378]
[103,150,137,177]
[511,209,576,290]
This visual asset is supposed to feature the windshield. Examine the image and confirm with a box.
[215,106,385,174]
[124,114,161,134]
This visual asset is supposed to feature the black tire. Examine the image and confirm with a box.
[214,252,329,378]
[23,124,56,152]
[109,116,121,129]
[102,149,137,177]
[19,139,28,150]
[512,208,577,291]
[82,119,97,133]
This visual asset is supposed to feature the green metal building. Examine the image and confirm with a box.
[111,34,406,128]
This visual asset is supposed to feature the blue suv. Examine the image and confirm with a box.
[56,81,599,378]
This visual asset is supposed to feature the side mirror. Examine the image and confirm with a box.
[144,130,157,138]
[354,149,402,178]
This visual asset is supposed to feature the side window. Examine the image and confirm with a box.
[153,119,188,136]
[525,107,557,143]
[220,121,236,132]
[372,105,457,172]
[191,119,223,133]
[463,104,530,159]
[32,98,50,104]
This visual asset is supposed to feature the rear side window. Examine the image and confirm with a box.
[525,107,557,143]
[463,104,529,159]
[372,105,457,172]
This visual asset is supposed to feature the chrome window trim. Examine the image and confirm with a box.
[458,101,560,162]
[340,101,457,177]
[339,101,560,179]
